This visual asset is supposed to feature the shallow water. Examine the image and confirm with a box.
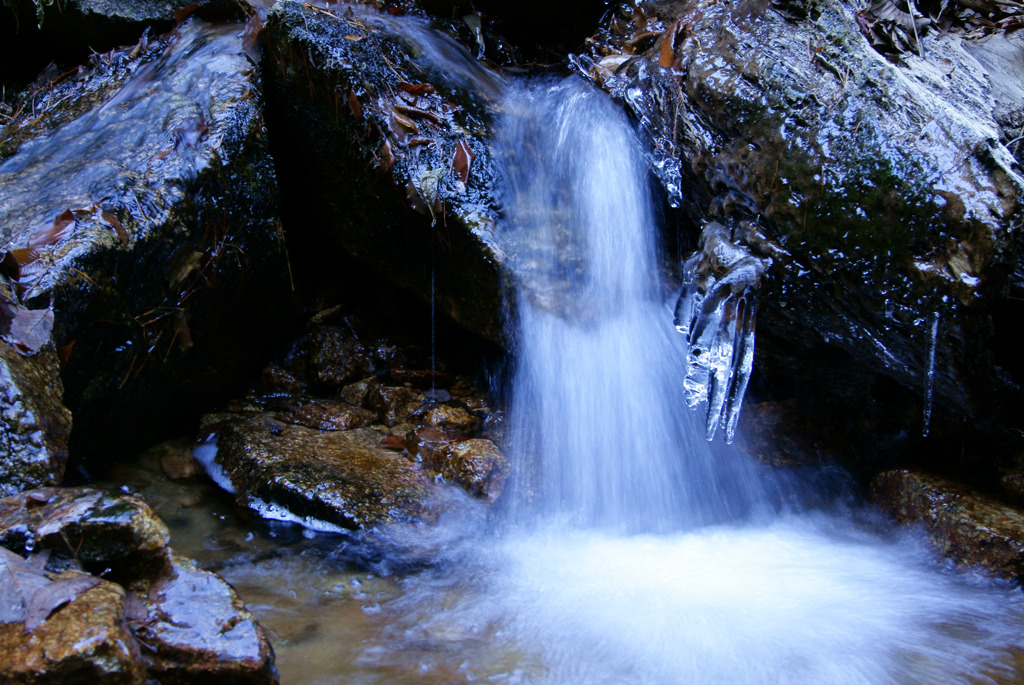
[111,450,1024,685]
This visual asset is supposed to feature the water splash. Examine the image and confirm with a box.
[923,311,939,436]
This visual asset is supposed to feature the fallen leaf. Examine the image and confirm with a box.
[24,575,101,633]
[0,548,50,625]
[101,211,129,246]
[29,209,75,250]
[381,435,407,451]
[659,20,682,68]
[57,340,75,367]
[173,115,208,149]
[393,104,441,125]
[348,88,363,120]
[398,82,436,97]
[378,140,396,172]
[8,307,54,354]
[173,3,200,22]
[453,139,475,185]
[36,491,102,538]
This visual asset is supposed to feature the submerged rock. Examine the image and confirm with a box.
[587,0,1024,459]
[260,0,505,340]
[872,469,1024,580]
[0,487,279,684]
[0,18,296,457]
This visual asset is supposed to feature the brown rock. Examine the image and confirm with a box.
[871,469,1024,580]
[215,418,443,530]
[366,383,423,426]
[274,398,376,431]
[0,487,170,583]
[422,404,481,434]
[134,553,278,685]
[0,571,145,685]
[423,439,509,502]
[340,379,372,407]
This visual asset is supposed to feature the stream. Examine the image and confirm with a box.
[43,6,1024,684]
[113,58,1024,684]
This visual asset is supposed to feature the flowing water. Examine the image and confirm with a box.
[86,12,1024,685]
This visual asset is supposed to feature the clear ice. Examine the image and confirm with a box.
[675,222,767,443]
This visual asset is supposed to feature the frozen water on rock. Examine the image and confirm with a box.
[674,221,767,443]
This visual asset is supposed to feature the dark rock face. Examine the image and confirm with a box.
[0,0,245,90]
[0,487,279,684]
[0,341,72,495]
[0,18,297,458]
[585,1,1023,458]
[260,0,505,341]
[872,469,1024,580]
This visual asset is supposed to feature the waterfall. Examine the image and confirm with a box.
[494,78,771,532]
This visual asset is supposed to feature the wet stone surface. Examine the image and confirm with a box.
[0,486,279,684]
[0,17,296,457]
[260,0,506,341]
[198,319,507,533]
[871,469,1024,581]
[584,0,1024,466]
[0,340,72,496]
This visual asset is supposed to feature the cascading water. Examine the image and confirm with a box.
[151,14,1024,684]
[463,75,1024,684]
[494,78,771,532]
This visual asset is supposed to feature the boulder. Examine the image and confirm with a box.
[0,340,72,495]
[584,0,1024,461]
[0,487,279,683]
[0,553,146,685]
[260,0,505,341]
[871,469,1024,580]
[133,552,278,685]
[214,419,443,530]
[421,437,509,501]
[198,318,505,531]
[0,487,170,582]
[0,17,297,457]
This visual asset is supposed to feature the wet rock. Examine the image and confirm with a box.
[133,552,278,685]
[0,486,278,683]
[0,487,170,582]
[341,379,372,407]
[422,438,508,501]
[871,469,1024,580]
[587,0,1024,456]
[366,383,424,426]
[260,0,505,341]
[214,418,444,530]
[0,557,145,685]
[422,403,480,434]
[275,398,376,431]
[306,326,390,388]
[0,340,72,496]
[0,18,297,458]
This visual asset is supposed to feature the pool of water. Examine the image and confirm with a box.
[102,440,1024,685]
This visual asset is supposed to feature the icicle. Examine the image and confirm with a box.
[922,311,939,437]
[674,222,767,443]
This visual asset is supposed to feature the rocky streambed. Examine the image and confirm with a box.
[3,0,1024,681]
